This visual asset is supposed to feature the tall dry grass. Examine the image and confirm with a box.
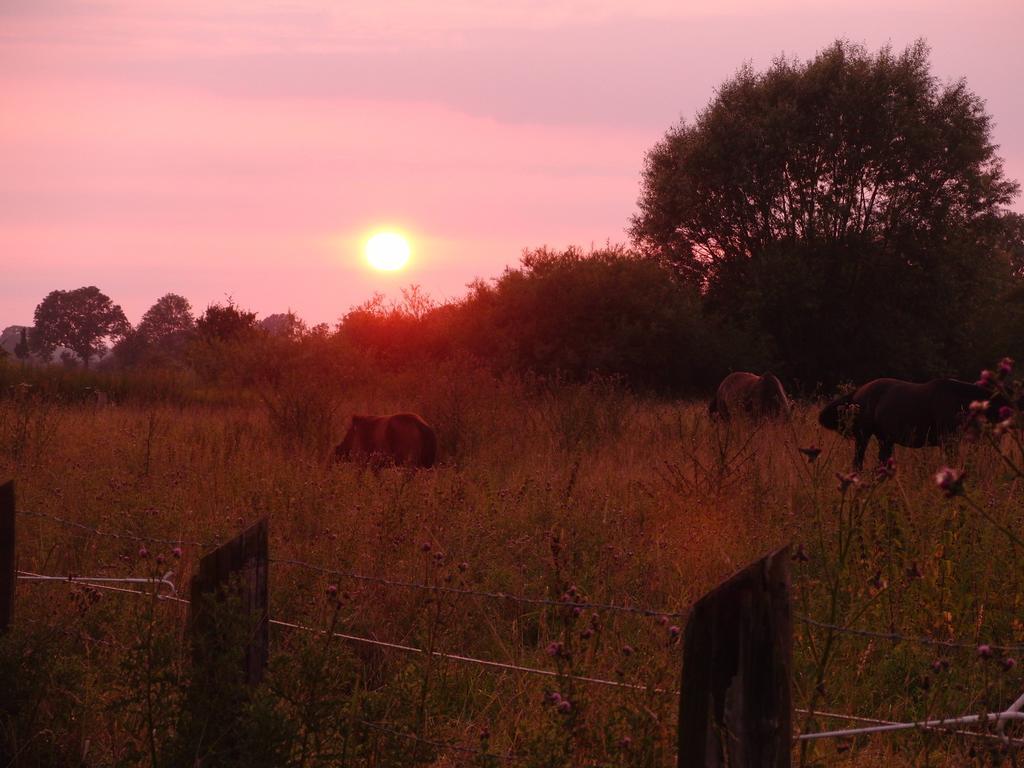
[0,369,1022,766]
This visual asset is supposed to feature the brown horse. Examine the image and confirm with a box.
[819,378,1007,469]
[708,372,791,421]
[335,413,437,469]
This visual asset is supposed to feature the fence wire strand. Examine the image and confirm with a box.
[17,508,217,548]
[18,514,1024,758]
[272,557,689,619]
[796,707,1024,748]
[268,617,669,693]
[17,570,191,605]
[796,710,1024,743]
[797,614,1024,653]
[17,569,178,595]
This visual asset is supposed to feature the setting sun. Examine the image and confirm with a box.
[365,231,411,272]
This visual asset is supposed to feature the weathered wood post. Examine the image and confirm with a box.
[0,480,14,634]
[189,518,269,685]
[678,545,792,768]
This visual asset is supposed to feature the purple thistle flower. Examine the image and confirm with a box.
[545,641,564,658]
[621,644,634,656]
[669,625,681,639]
[977,370,995,388]
[934,466,965,498]
[420,542,431,552]
[1003,657,1017,671]
[875,457,896,480]
[557,699,572,714]
[326,584,338,597]
[978,644,993,660]
[836,472,860,492]
[172,547,182,559]
[138,546,149,559]
[999,357,1014,377]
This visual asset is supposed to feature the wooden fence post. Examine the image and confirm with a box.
[0,480,13,634]
[189,518,269,686]
[678,545,792,768]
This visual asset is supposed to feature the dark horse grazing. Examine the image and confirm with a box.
[335,413,437,469]
[709,372,791,421]
[819,378,1007,469]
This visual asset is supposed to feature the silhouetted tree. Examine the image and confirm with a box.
[631,40,1019,385]
[998,212,1024,279]
[115,293,196,366]
[454,245,722,389]
[260,311,306,339]
[337,246,729,391]
[31,287,130,368]
[139,293,194,344]
[196,299,257,342]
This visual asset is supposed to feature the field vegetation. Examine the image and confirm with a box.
[1,361,1023,767]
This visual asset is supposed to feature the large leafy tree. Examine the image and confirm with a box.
[138,293,194,345]
[631,40,1019,384]
[115,293,195,366]
[31,287,130,368]
[195,299,257,342]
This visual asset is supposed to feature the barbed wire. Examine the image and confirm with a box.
[18,561,1024,755]
[272,557,690,620]
[16,511,689,619]
[16,574,670,694]
[796,614,1024,653]
[17,508,218,548]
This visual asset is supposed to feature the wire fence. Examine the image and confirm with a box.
[17,569,179,595]
[796,710,1024,743]
[18,509,688,619]
[267,616,670,693]
[17,508,218,548]
[272,557,690,620]
[796,614,1024,653]
[13,507,1024,754]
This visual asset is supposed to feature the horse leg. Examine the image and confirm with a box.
[853,435,869,470]
[878,440,894,466]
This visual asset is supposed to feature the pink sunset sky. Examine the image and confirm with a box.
[2,0,1023,326]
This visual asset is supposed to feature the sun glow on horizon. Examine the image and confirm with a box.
[365,231,411,272]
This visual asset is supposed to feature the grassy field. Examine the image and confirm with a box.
[1,371,1022,767]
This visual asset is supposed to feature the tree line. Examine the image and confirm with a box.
[5,40,1023,394]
